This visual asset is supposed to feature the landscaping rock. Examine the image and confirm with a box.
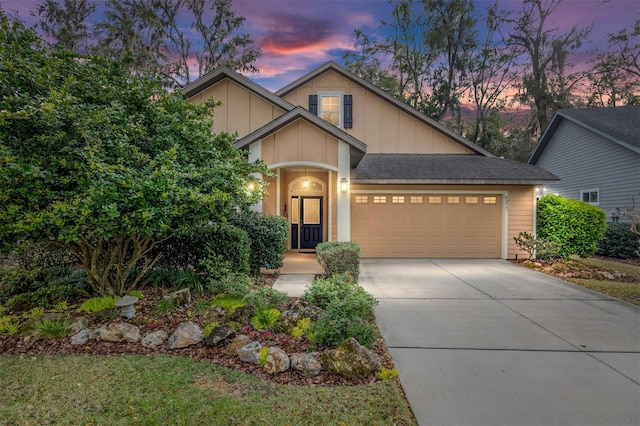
[321,337,381,379]
[224,304,255,325]
[68,316,89,335]
[88,327,101,341]
[164,288,191,307]
[204,325,236,347]
[290,352,322,377]
[98,323,140,343]
[224,334,252,355]
[281,301,323,333]
[264,347,290,374]
[168,321,203,349]
[237,341,262,364]
[141,330,168,349]
[70,329,90,346]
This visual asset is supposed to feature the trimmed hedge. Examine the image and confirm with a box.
[316,241,360,281]
[153,222,251,279]
[230,212,289,276]
[536,194,607,258]
[597,223,640,259]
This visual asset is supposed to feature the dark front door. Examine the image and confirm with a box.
[300,196,322,250]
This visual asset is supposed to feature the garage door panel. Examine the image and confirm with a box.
[352,193,501,258]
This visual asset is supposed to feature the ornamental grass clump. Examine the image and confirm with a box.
[77,296,118,314]
[35,317,69,338]
[251,308,281,330]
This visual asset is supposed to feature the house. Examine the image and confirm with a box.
[529,106,640,222]
[183,61,558,259]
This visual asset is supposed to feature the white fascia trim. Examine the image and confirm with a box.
[337,141,351,241]
[249,141,262,213]
[268,161,338,172]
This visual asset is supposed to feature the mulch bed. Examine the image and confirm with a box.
[0,285,396,387]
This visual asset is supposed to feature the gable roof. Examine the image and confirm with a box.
[529,106,640,164]
[352,154,559,185]
[234,106,367,167]
[181,65,294,112]
[276,61,494,158]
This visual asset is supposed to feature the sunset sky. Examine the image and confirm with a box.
[2,0,639,90]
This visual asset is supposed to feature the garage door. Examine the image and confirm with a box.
[351,194,502,258]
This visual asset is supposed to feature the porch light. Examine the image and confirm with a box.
[340,178,349,193]
[247,182,256,191]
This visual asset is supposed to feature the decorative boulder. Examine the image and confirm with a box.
[168,321,203,349]
[237,341,262,364]
[321,337,381,379]
[225,335,252,355]
[141,330,168,349]
[264,347,290,374]
[98,323,141,343]
[70,329,90,346]
[204,325,236,347]
[224,304,255,325]
[68,316,89,335]
[164,288,191,307]
[290,352,323,377]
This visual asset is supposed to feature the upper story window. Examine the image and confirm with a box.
[581,189,599,205]
[308,93,353,129]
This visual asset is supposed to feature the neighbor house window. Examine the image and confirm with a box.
[308,93,353,128]
[580,189,599,205]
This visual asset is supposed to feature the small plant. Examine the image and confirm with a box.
[127,290,144,300]
[202,321,219,338]
[243,287,289,310]
[0,315,21,336]
[513,231,561,260]
[206,273,252,298]
[211,295,245,310]
[144,268,174,288]
[35,317,69,338]
[259,346,269,366]
[251,308,281,330]
[376,368,400,381]
[153,297,176,315]
[194,298,211,313]
[292,317,311,338]
[22,306,45,320]
[51,300,69,313]
[174,270,204,294]
[77,297,118,314]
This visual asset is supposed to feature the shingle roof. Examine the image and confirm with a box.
[529,106,640,164]
[352,154,559,185]
[559,106,640,149]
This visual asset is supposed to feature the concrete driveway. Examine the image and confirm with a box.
[359,259,640,426]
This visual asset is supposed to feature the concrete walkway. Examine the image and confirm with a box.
[359,259,640,426]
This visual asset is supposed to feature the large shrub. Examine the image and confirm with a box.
[230,212,288,275]
[316,241,361,281]
[0,267,89,309]
[153,223,251,279]
[597,223,640,259]
[537,195,607,258]
[303,273,378,348]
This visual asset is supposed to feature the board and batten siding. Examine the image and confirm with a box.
[536,119,640,216]
[281,70,472,155]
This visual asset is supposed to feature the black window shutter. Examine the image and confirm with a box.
[343,94,353,128]
[309,95,318,115]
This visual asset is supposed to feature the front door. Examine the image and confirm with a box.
[300,196,322,250]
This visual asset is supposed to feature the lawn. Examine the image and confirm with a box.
[531,257,640,306]
[0,354,416,425]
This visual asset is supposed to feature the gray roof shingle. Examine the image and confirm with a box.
[352,154,559,184]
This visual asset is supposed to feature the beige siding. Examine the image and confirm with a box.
[507,186,535,259]
[188,79,284,138]
[259,119,339,167]
[281,70,472,155]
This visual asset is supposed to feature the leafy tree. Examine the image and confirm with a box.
[0,13,268,296]
[34,0,96,53]
[585,20,640,107]
[495,0,591,135]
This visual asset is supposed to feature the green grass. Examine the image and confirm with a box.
[568,258,640,306]
[0,354,416,425]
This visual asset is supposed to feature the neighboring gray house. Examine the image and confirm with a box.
[529,106,640,222]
